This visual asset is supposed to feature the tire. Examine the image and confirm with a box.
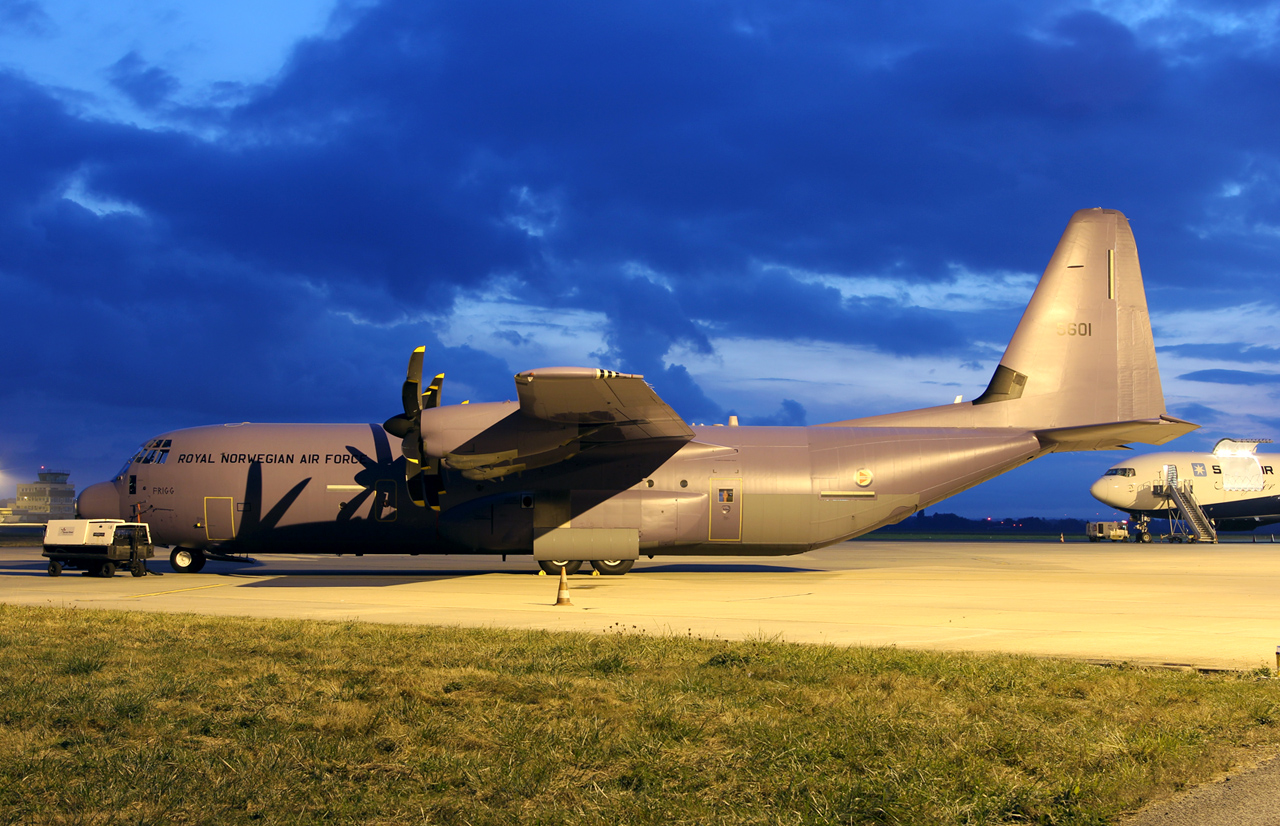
[590,559,634,576]
[170,547,207,574]
[537,559,583,576]
[100,561,116,578]
[1140,532,1153,544]
[48,560,62,577]
[130,560,145,578]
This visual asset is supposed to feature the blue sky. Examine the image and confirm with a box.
[3,0,1280,519]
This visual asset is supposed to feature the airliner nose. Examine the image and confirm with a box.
[1089,477,1126,509]
[77,481,123,519]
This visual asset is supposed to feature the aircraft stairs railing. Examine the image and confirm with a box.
[1156,465,1217,544]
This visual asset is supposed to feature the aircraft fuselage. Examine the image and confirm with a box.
[83,419,1041,557]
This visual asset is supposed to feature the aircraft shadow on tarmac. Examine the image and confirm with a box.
[637,563,820,574]
[236,574,483,588]
[234,562,823,584]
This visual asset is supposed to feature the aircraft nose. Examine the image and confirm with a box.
[1089,477,1127,509]
[77,481,123,519]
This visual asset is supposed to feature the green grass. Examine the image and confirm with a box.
[1,605,1279,825]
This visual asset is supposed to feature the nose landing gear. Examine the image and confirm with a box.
[170,547,207,573]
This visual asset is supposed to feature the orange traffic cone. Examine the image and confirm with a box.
[555,567,572,606]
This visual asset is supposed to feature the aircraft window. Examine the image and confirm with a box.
[155,451,167,464]
[718,488,734,503]
[114,459,132,480]
[680,480,688,488]
[1103,467,1136,477]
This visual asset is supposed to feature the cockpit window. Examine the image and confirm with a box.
[1103,467,1136,477]
[129,439,172,467]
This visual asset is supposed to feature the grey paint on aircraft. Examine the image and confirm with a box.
[78,209,1198,572]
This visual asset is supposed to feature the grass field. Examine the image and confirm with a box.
[2,605,1279,825]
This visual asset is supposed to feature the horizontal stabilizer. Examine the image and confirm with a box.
[1035,415,1198,452]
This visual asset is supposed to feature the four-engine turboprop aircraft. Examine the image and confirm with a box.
[78,208,1197,574]
[1091,439,1280,539]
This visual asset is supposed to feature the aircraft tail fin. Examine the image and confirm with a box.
[828,208,1197,447]
[975,207,1164,427]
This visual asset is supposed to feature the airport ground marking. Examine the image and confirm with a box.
[124,582,241,599]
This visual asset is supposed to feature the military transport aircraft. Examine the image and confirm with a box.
[1091,439,1279,541]
[78,208,1196,574]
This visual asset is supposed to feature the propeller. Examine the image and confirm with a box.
[382,346,445,509]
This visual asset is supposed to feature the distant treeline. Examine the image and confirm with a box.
[873,512,1089,535]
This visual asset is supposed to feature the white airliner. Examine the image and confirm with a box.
[1090,439,1278,541]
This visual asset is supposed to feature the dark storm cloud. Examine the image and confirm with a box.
[5,0,1280,514]
[743,399,808,427]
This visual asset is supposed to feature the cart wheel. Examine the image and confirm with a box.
[48,560,62,577]
[100,561,116,578]
[130,560,145,578]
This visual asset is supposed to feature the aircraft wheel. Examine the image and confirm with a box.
[170,547,207,574]
[538,560,582,576]
[590,559,634,576]
[1140,532,1152,544]
[47,560,62,577]
[100,561,116,578]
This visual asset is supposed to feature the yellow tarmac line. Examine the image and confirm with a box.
[125,582,242,599]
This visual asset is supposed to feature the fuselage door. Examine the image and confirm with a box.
[709,479,742,542]
[204,496,236,541]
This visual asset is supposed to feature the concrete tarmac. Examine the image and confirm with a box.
[4,538,1280,669]
[6,537,1280,823]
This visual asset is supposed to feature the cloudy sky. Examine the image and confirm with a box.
[3,0,1279,519]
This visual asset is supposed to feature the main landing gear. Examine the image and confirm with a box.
[536,559,636,576]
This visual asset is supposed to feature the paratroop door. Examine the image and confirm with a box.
[709,479,742,541]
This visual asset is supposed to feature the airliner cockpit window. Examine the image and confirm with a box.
[1103,467,1136,477]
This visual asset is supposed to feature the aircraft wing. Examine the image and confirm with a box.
[515,367,695,440]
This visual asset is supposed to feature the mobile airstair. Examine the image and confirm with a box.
[1158,465,1218,543]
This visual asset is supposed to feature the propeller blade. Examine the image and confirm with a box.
[384,347,445,510]
[406,464,426,508]
[401,346,426,416]
[422,373,444,410]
